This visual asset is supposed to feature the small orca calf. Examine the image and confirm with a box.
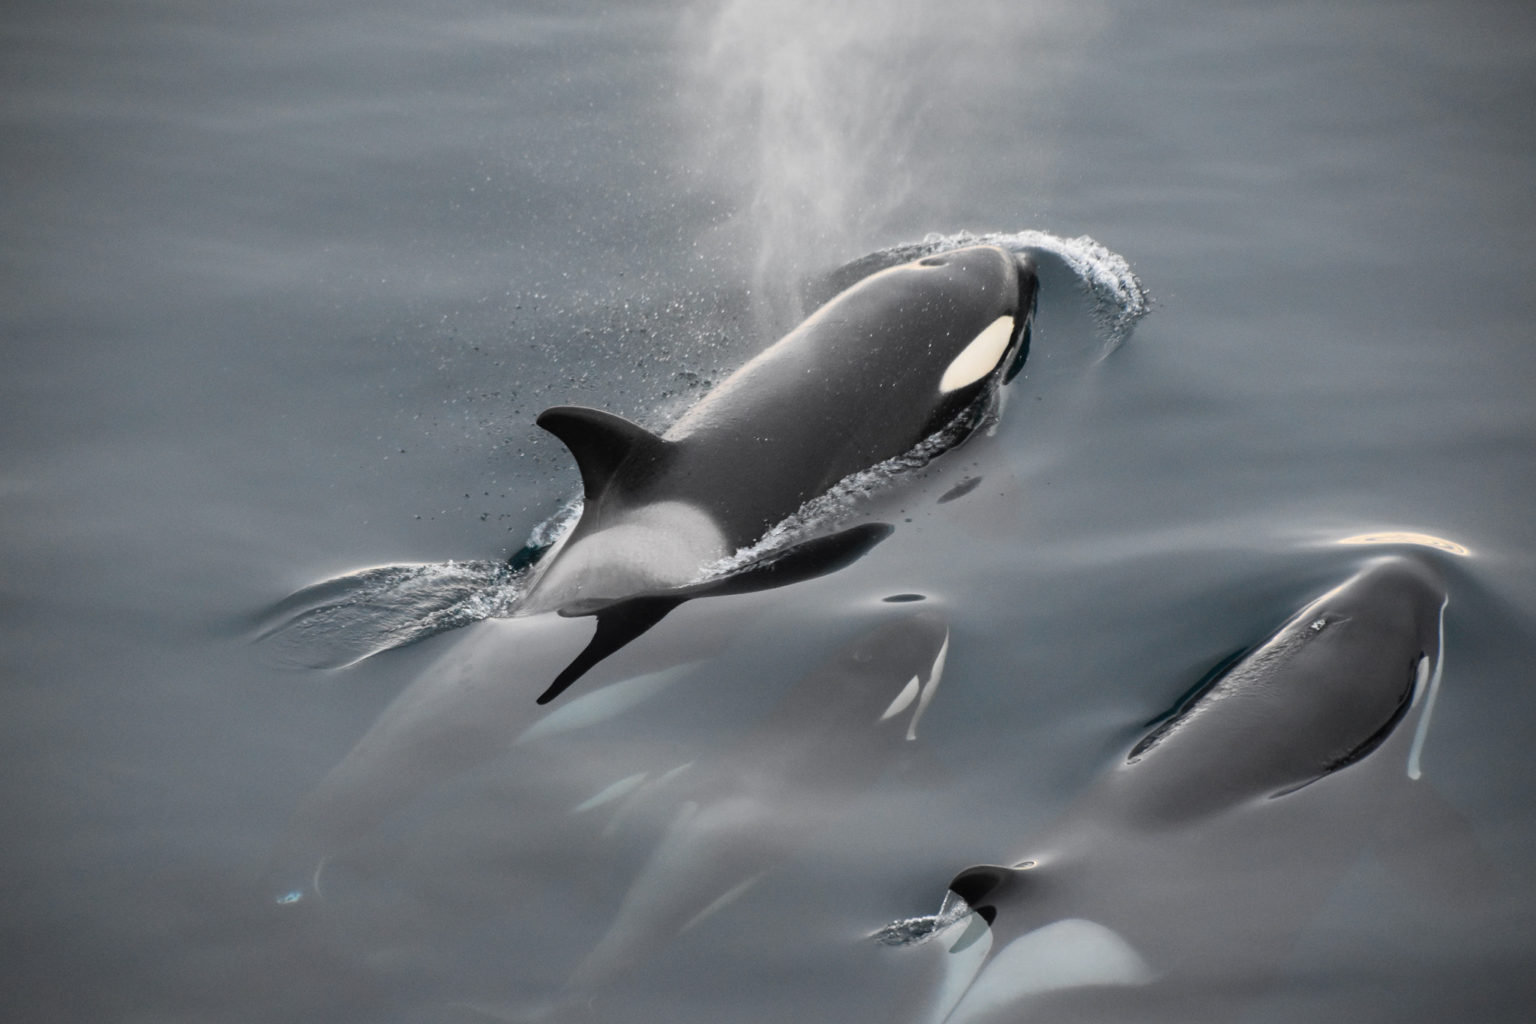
[525,244,1035,700]
[903,554,1461,1024]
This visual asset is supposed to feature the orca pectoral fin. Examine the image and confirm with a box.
[536,595,683,705]
[682,522,895,600]
[536,406,669,500]
[534,523,894,705]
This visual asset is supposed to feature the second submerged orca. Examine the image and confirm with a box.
[900,554,1460,1024]
[562,610,950,997]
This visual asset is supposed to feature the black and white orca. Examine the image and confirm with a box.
[523,244,1035,700]
[527,244,1036,615]
[265,246,1034,902]
[901,554,1464,1024]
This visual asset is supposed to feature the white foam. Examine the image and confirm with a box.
[871,886,974,948]
[254,558,527,669]
[901,229,1151,349]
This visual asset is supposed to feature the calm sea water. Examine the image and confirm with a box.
[4,1,1535,1022]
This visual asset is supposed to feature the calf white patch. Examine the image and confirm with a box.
[880,676,922,722]
[908,631,950,741]
[945,918,1155,1023]
[1407,596,1449,780]
[925,911,994,1024]
[940,316,1015,393]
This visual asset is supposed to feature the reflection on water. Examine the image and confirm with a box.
[1337,532,1473,557]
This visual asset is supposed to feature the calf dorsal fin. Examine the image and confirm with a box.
[536,406,668,500]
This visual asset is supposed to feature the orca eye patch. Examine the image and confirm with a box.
[940,316,1015,393]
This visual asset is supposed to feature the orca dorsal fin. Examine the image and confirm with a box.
[535,406,668,500]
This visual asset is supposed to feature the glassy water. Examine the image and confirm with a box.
[4,1,1534,1022]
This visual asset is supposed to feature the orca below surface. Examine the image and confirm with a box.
[898,553,1482,1024]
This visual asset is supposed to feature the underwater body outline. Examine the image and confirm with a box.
[555,610,952,1000]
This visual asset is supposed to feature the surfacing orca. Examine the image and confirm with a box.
[524,244,1035,700]
[266,247,1031,903]
[899,554,1460,1024]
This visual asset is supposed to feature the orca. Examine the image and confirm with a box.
[265,246,1031,903]
[896,554,1469,1024]
[523,244,1035,700]
[561,610,950,996]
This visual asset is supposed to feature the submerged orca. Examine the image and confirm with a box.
[563,611,950,998]
[904,554,1462,1024]
[524,244,1035,700]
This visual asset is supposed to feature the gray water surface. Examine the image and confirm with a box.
[4,1,1535,1022]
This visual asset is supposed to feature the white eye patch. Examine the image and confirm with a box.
[940,316,1016,393]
